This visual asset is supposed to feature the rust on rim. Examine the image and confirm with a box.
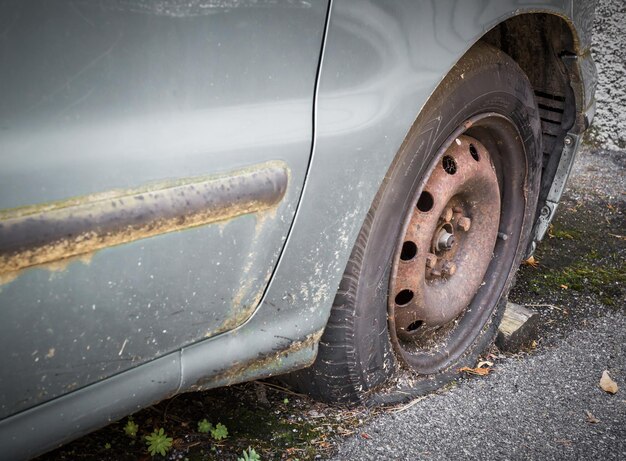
[388,135,500,347]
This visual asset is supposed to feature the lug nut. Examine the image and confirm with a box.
[457,216,471,232]
[442,261,457,276]
[441,207,453,222]
[425,253,438,268]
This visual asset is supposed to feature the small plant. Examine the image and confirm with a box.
[238,446,261,461]
[145,428,173,457]
[124,418,139,438]
[104,442,111,450]
[283,398,289,404]
[210,422,228,441]
[197,418,213,434]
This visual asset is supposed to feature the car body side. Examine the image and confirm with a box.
[0,0,597,458]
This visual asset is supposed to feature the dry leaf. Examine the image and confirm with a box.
[600,370,618,394]
[560,284,568,289]
[585,410,599,423]
[461,359,494,376]
[459,366,491,376]
[523,255,539,268]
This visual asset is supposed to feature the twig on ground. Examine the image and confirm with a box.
[525,303,563,311]
[389,396,427,413]
[256,381,309,398]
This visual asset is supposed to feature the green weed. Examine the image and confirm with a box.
[123,418,139,438]
[197,418,213,434]
[211,422,229,441]
[238,446,261,461]
[145,428,173,457]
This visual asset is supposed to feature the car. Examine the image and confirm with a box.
[0,0,597,458]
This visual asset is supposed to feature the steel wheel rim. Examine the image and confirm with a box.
[387,114,527,374]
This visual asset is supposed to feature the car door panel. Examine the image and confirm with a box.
[0,0,328,418]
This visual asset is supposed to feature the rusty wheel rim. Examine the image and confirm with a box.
[388,134,501,367]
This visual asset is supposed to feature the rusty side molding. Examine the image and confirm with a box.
[0,161,288,275]
[188,329,324,392]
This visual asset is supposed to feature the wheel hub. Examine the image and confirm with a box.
[388,135,501,343]
[434,225,455,252]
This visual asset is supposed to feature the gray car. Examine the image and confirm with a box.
[0,0,597,458]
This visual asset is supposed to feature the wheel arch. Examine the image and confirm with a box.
[483,12,582,131]
[285,41,546,403]
[480,13,591,230]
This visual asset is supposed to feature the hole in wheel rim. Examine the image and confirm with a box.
[469,143,480,161]
[416,191,434,212]
[406,320,423,332]
[442,155,457,174]
[400,241,418,261]
[395,289,414,306]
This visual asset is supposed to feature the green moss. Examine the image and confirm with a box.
[550,228,581,240]
[582,124,603,148]
[531,252,626,306]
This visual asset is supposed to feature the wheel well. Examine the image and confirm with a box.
[479,13,584,230]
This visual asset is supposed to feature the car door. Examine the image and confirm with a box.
[0,0,328,418]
